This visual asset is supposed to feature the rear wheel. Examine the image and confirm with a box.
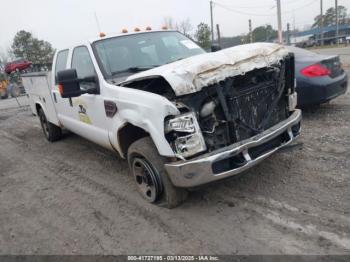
[38,108,62,142]
[127,137,188,208]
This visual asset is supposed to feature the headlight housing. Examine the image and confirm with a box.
[165,112,206,158]
[165,114,195,133]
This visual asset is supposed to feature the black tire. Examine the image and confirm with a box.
[38,108,62,142]
[127,137,188,208]
[0,89,8,99]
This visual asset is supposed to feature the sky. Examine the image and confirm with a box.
[0,0,349,54]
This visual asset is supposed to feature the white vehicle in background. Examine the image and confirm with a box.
[346,36,350,43]
[22,30,301,208]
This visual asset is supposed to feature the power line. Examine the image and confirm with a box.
[214,2,275,17]
[284,0,314,5]
[213,1,275,9]
[213,0,319,17]
[283,0,319,14]
[214,0,309,9]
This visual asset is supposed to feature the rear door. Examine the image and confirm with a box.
[52,49,74,120]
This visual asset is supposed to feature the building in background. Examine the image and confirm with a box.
[290,24,350,47]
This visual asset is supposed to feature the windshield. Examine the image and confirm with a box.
[93,31,205,78]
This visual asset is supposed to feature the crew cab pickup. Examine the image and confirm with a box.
[22,30,301,208]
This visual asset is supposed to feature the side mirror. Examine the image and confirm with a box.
[211,44,222,52]
[57,69,81,98]
[57,69,98,98]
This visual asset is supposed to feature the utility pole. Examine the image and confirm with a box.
[249,19,253,43]
[276,0,283,44]
[210,1,214,44]
[216,24,222,47]
[320,0,324,46]
[335,0,339,45]
[293,10,296,44]
[287,23,290,45]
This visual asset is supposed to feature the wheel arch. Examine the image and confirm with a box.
[117,123,149,159]
[35,102,46,116]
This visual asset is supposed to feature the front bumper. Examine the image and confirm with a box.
[165,109,302,188]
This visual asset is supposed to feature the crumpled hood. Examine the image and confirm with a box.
[120,42,290,96]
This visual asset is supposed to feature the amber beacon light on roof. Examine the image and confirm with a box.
[98,25,172,38]
[98,26,170,36]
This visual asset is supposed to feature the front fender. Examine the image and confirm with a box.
[106,86,180,158]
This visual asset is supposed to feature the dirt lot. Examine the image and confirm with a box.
[0,50,349,255]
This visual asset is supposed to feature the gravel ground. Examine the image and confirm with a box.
[0,51,349,255]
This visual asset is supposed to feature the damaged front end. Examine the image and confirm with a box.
[121,44,301,187]
[162,53,301,187]
[165,54,299,158]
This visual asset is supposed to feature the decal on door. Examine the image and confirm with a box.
[73,98,92,124]
[78,104,92,124]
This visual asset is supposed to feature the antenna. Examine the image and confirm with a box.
[94,12,102,34]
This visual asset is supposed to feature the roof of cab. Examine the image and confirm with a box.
[56,29,177,53]
[87,29,177,44]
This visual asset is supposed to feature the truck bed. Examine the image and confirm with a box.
[21,72,60,126]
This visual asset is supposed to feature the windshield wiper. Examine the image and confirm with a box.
[166,57,186,64]
[111,66,159,76]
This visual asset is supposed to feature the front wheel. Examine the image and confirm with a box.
[127,137,188,208]
[38,108,62,142]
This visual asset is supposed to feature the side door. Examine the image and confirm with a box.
[52,49,76,121]
[68,46,112,149]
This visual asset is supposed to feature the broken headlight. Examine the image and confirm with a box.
[165,112,206,158]
[165,114,195,133]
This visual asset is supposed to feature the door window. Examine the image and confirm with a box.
[71,46,96,90]
[54,49,68,84]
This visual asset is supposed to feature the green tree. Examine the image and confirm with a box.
[11,30,55,64]
[252,25,277,42]
[312,5,348,28]
[195,23,211,49]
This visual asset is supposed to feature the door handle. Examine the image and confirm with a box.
[53,92,57,103]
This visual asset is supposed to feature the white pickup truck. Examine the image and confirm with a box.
[22,30,301,208]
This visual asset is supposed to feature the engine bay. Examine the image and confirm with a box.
[168,55,295,155]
